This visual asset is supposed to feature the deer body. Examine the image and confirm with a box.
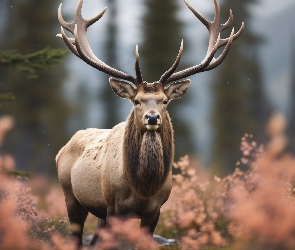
[57,113,173,220]
[56,0,243,246]
[56,83,185,245]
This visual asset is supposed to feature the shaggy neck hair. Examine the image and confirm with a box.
[123,110,174,198]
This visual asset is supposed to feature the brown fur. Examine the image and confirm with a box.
[123,111,173,199]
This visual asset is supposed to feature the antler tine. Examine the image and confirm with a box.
[59,26,80,58]
[72,0,107,29]
[56,32,76,45]
[57,1,107,64]
[58,0,107,34]
[57,0,138,85]
[183,0,209,29]
[58,3,74,34]
[218,22,244,48]
[135,45,143,85]
[207,0,221,54]
[57,3,76,47]
[213,0,221,25]
[159,40,184,86]
[166,34,221,83]
[203,27,235,72]
[221,9,233,31]
[74,24,136,83]
[74,0,84,24]
[164,0,244,84]
[86,7,108,29]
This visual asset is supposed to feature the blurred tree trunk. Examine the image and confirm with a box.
[0,0,70,175]
[286,36,295,154]
[141,0,194,159]
[211,0,265,175]
[100,0,120,129]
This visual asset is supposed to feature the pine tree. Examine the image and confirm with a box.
[100,0,120,128]
[141,0,194,158]
[0,0,70,174]
[286,36,295,154]
[211,0,264,175]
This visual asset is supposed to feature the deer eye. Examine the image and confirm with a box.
[163,99,168,105]
[134,99,140,105]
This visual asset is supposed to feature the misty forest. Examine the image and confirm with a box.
[0,0,295,249]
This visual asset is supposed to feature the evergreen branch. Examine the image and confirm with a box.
[0,93,15,107]
[0,93,15,101]
[0,47,68,78]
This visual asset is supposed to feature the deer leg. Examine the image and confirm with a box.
[105,207,116,226]
[140,210,160,234]
[89,219,107,246]
[65,195,88,247]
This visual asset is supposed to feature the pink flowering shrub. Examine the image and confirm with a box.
[157,155,228,249]
[225,114,295,249]
[1,113,295,250]
[0,174,31,250]
[94,218,157,250]
[0,174,67,248]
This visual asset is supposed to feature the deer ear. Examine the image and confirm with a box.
[165,79,191,100]
[109,77,136,100]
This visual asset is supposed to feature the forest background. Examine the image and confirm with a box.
[0,0,294,176]
[1,0,295,249]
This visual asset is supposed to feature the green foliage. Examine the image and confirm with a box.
[158,246,181,250]
[7,169,30,178]
[155,210,181,239]
[0,48,68,79]
[30,217,69,243]
[0,92,15,100]
[0,92,15,107]
[213,214,232,243]
[202,247,231,250]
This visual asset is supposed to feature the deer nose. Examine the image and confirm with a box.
[145,113,160,125]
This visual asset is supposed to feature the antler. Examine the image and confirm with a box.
[161,0,244,86]
[56,0,142,86]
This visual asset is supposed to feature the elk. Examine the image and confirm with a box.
[56,0,243,246]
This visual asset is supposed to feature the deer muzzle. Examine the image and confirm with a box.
[144,112,161,130]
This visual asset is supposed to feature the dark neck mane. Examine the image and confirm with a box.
[123,110,174,198]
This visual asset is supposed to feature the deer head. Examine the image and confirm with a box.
[56,0,244,132]
[109,77,191,133]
